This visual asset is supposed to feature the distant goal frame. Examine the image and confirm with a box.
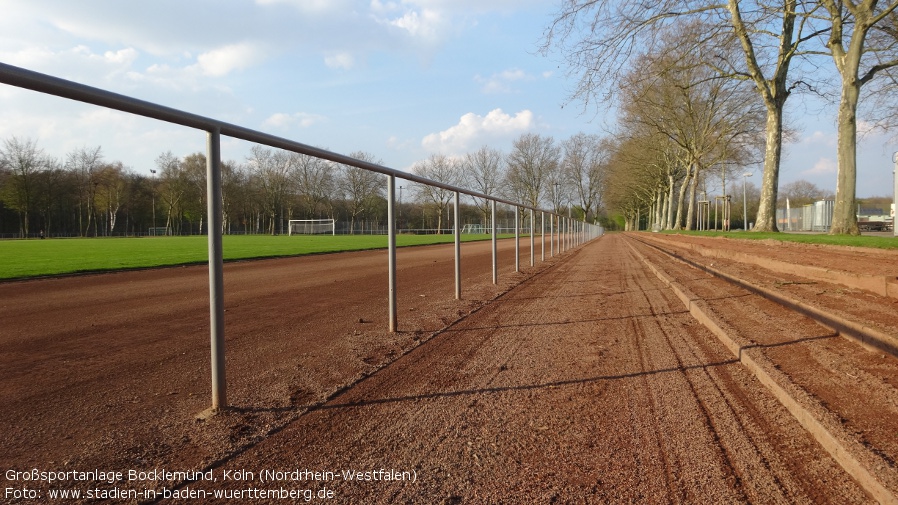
[288,219,335,236]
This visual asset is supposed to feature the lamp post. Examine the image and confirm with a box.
[742,172,752,231]
[149,169,157,236]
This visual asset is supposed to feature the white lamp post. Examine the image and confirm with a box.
[149,169,157,234]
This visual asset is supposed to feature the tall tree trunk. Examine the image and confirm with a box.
[829,46,861,235]
[665,175,675,230]
[686,168,699,230]
[673,165,692,230]
[753,104,784,232]
[830,63,862,235]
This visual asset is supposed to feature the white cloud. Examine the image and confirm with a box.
[475,68,528,93]
[800,130,837,148]
[371,0,452,44]
[324,51,355,70]
[422,108,534,153]
[389,8,444,39]
[801,157,837,176]
[1,45,139,81]
[255,0,339,10]
[102,47,139,65]
[194,43,261,77]
[387,135,414,150]
[263,112,326,129]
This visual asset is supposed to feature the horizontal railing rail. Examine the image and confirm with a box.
[0,62,603,414]
[0,62,545,213]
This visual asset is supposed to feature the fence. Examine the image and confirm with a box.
[0,62,604,413]
[777,200,834,232]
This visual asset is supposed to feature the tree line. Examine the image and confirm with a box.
[543,0,898,235]
[0,132,610,238]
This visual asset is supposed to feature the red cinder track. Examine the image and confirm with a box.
[1,234,890,503]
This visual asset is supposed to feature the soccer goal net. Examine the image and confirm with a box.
[288,219,335,236]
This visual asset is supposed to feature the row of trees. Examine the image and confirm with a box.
[412,133,609,232]
[0,132,611,237]
[543,0,898,235]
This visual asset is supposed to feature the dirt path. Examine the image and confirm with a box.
[197,235,866,503]
[0,235,876,503]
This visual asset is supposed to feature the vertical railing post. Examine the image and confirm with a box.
[206,127,226,411]
[569,218,572,250]
[558,216,564,255]
[550,214,555,257]
[514,206,520,272]
[388,175,397,332]
[541,211,545,262]
[529,208,535,267]
[491,200,497,284]
[566,218,569,251]
[454,190,461,300]
[558,216,563,253]
[568,217,572,250]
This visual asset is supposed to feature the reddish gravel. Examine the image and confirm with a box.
[630,232,898,502]
[0,234,883,503]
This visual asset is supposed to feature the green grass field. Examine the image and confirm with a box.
[659,230,898,249]
[0,234,510,280]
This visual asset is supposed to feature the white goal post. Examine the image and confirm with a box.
[288,219,335,236]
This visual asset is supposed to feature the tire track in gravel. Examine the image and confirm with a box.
[633,268,790,502]
[626,253,749,503]
[619,244,744,503]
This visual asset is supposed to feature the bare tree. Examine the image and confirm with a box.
[779,179,832,206]
[541,0,825,232]
[220,160,244,234]
[562,132,609,222]
[0,137,49,237]
[65,145,104,236]
[294,152,335,218]
[337,151,383,234]
[247,146,297,235]
[155,151,186,235]
[505,133,560,209]
[545,159,570,215]
[817,1,898,234]
[617,21,765,229]
[461,146,504,225]
[92,162,128,235]
[181,152,207,233]
[604,132,669,231]
[413,153,460,233]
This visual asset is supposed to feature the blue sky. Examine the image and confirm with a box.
[0,0,894,198]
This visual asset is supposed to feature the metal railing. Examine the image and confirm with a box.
[0,62,603,412]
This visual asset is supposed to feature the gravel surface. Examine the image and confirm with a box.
[0,234,878,503]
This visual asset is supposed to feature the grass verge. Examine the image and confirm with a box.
[658,230,898,250]
[0,234,513,280]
